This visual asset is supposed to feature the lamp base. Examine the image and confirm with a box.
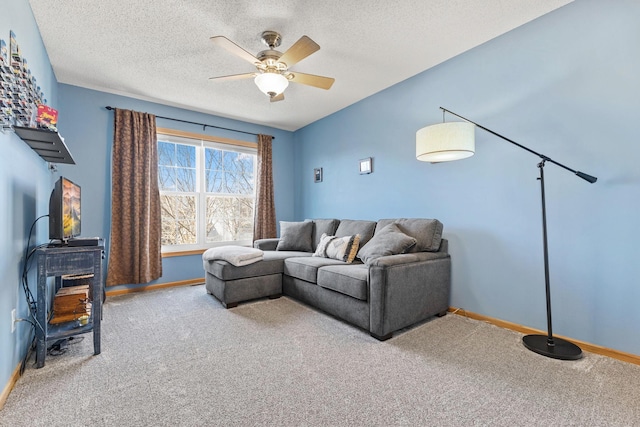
[522,334,582,360]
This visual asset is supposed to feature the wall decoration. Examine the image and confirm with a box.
[359,157,373,174]
[0,38,11,127]
[0,30,49,130]
[36,105,58,129]
[0,39,9,67]
[314,167,323,183]
[9,31,19,59]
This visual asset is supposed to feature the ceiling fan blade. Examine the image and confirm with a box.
[210,36,259,65]
[277,35,320,68]
[270,93,285,103]
[209,73,256,82]
[289,72,335,90]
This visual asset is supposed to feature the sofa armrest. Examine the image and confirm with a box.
[369,255,451,338]
[254,238,279,251]
[367,251,449,267]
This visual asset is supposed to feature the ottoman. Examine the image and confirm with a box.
[203,249,309,308]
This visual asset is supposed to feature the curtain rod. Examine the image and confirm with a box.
[104,106,273,139]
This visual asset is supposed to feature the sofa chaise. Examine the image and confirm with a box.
[203,218,451,340]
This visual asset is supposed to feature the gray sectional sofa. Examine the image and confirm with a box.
[203,218,451,340]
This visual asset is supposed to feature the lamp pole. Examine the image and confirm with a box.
[539,161,555,345]
[439,107,595,360]
[520,160,583,359]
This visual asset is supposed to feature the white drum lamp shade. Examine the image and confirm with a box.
[416,122,475,162]
[254,72,289,97]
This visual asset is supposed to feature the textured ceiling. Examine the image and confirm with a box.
[28,0,572,131]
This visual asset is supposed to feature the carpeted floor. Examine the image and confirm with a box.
[2,284,639,426]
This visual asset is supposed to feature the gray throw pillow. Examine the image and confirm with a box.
[357,223,417,265]
[309,219,340,248]
[276,221,314,252]
[376,218,443,252]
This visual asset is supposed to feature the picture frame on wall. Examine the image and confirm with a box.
[359,157,373,174]
[314,167,323,183]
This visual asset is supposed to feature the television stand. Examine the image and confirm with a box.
[35,244,104,368]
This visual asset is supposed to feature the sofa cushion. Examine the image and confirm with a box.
[313,233,361,263]
[203,250,309,281]
[317,264,369,301]
[276,221,314,252]
[284,256,347,283]
[335,219,376,246]
[376,218,443,252]
[357,223,417,265]
[309,219,340,248]
[313,233,334,257]
[327,234,360,263]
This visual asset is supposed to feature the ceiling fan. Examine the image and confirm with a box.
[209,31,335,102]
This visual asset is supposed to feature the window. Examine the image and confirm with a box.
[157,129,257,252]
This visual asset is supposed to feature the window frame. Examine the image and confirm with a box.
[157,128,258,254]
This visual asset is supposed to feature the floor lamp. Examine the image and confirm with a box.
[416,107,597,360]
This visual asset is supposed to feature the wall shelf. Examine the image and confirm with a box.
[13,126,75,164]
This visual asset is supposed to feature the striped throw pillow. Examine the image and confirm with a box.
[314,234,360,263]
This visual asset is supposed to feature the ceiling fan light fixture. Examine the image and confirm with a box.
[210,32,333,100]
[254,72,289,97]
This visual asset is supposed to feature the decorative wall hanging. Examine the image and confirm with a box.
[359,157,373,174]
[0,30,49,130]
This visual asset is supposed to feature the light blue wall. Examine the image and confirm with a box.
[56,84,296,294]
[1,0,58,396]
[294,0,640,356]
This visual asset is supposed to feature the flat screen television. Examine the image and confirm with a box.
[49,177,81,242]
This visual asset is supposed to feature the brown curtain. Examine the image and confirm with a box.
[253,134,277,241]
[106,109,162,286]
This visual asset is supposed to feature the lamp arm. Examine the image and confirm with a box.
[440,107,597,183]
